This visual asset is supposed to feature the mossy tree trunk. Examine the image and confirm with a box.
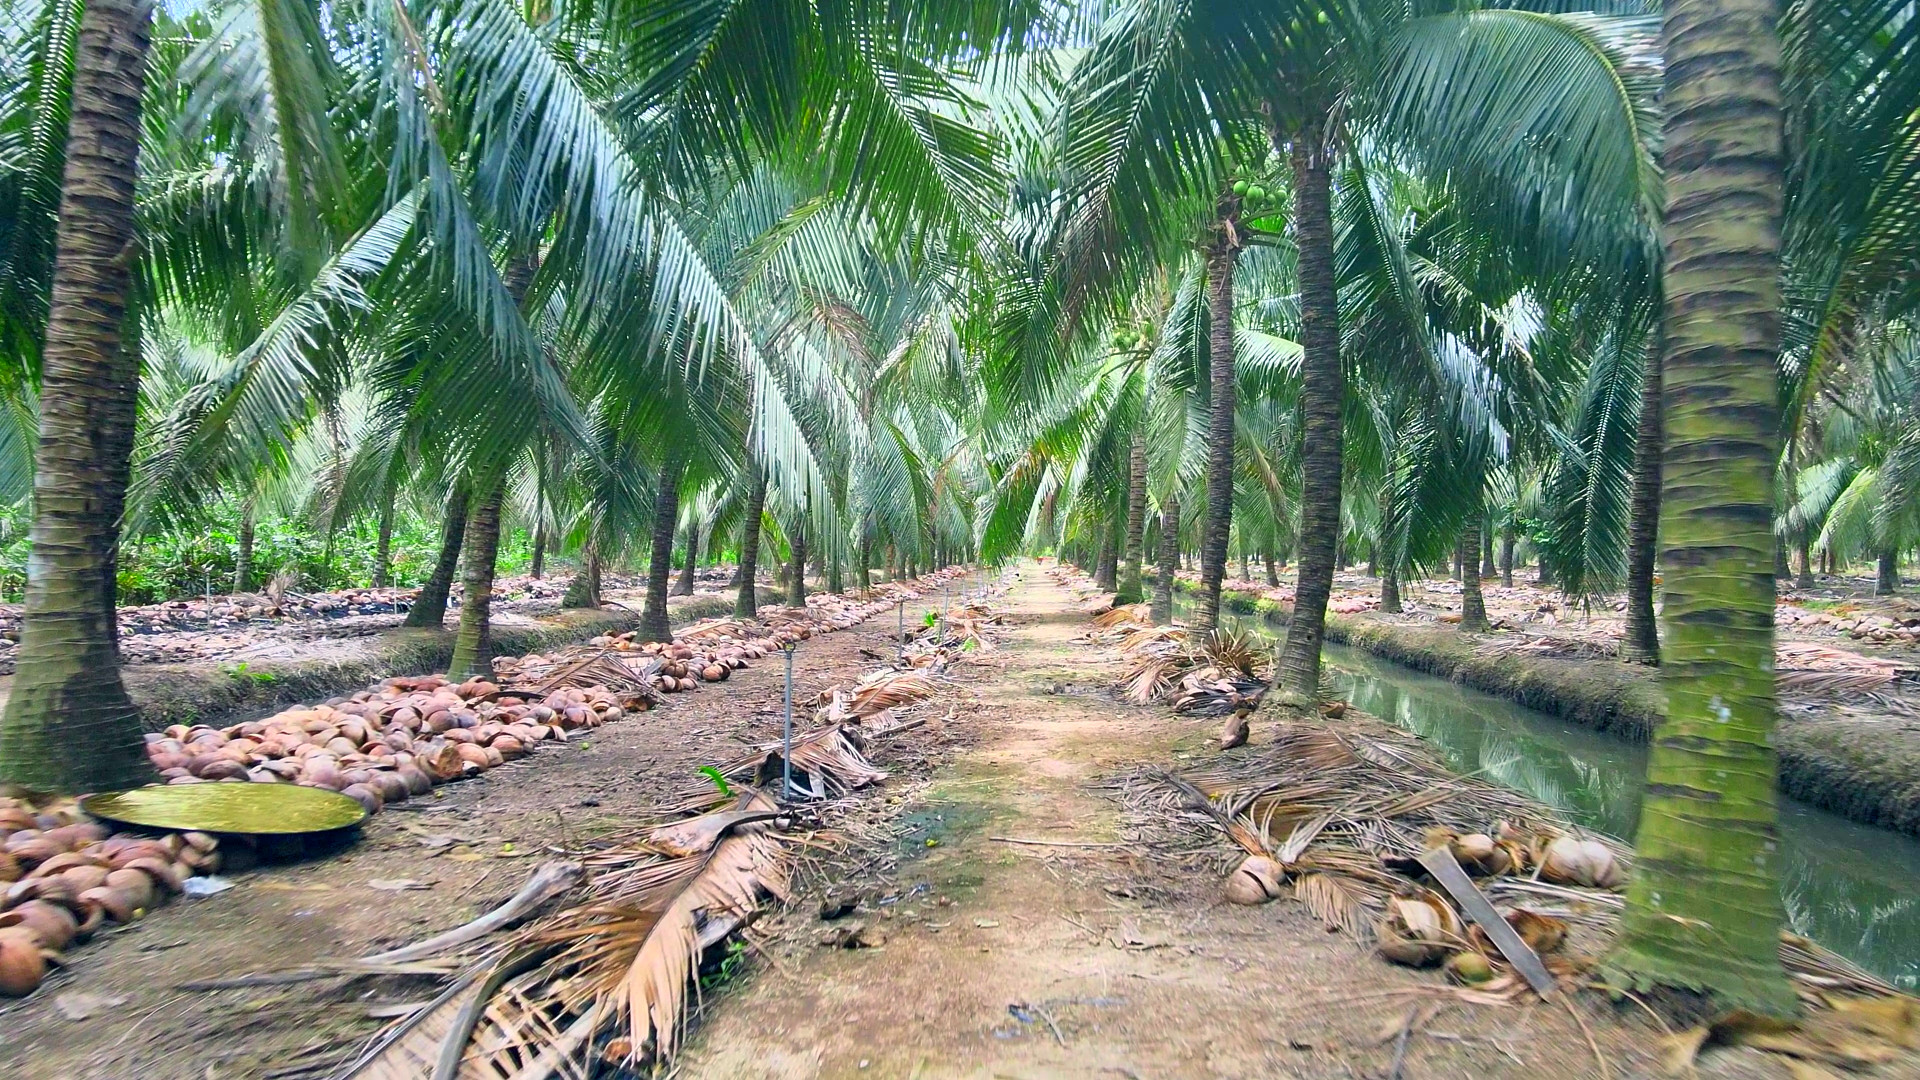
[1194,232,1239,631]
[642,447,687,642]
[736,465,766,618]
[1264,552,1279,587]
[561,542,600,608]
[1093,527,1116,590]
[447,477,504,678]
[0,0,155,793]
[1116,433,1147,604]
[1278,117,1343,702]
[1603,0,1797,1014]
[1499,528,1515,588]
[1623,343,1664,664]
[1795,538,1813,588]
[1877,550,1898,595]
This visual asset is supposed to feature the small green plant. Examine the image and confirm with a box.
[699,939,750,992]
[961,638,979,652]
[923,609,938,627]
[221,662,276,684]
[698,765,733,798]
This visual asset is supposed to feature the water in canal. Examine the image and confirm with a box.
[1178,596,1920,989]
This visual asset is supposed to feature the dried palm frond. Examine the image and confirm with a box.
[1093,604,1151,628]
[676,726,889,808]
[1117,625,1187,652]
[815,669,942,720]
[1295,872,1376,937]
[1122,653,1178,705]
[345,794,795,1079]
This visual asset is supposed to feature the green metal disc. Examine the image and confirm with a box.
[81,783,369,835]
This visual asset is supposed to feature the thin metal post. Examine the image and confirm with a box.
[897,599,905,642]
[781,643,796,800]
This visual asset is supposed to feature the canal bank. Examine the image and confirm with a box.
[1158,574,1920,838]
[1170,590,1920,991]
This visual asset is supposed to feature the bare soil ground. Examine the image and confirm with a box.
[675,572,1744,1080]
[4,570,1906,1079]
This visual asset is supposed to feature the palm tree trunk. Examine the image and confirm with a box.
[788,523,808,607]
[447,477,503,678]
[1278,120,1343,702]
[857,533,872,590]
[0,0,154,792]
[1093,528,1116,590]
[1877,550,1899,595]
[373,487,395,589]
[562,542,600,608]
[673,523,698,596]
[1151,498,1179,625]
[406,487,469,627]
[1795,538,1813,589]
[1194,234,1239,630]
[1264,552,1279,587]
[234,497,256,594]
[736,465,766,618]
[1604,0,1796,1013]
[642,448,687,641]
[1499,529,1516,588]
[1380,562,1401,613]
[1116,434,1148,604]
[1479,524,1495,578]
[1459,523,1488,632]
[530,524,545,580]
[1623,343,1664,664]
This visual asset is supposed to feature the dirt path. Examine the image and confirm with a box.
[678,569,1660,1080]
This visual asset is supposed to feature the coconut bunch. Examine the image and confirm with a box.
[143,673,643,813]
[0,797,221,995]
[343,792,795,1078]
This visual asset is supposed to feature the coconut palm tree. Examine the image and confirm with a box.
[1601,0,1799,1015]
[0,0,155,792]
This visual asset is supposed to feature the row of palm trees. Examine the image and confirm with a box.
[1,0,1908,1015]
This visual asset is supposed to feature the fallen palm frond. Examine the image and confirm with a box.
[1093,604,1151,629]
[813,668,942,722]
[342,792,795,1079]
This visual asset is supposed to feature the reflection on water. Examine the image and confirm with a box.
[1187,600,1920,988]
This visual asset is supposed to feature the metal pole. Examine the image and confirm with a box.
[781,644,796,800]
[897,599,905,642]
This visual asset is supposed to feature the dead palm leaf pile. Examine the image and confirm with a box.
[1113,624,1269,715]
[337,791,797,1079]
[813,668,944,724]
[1119,719,1915,1064]
[1774,641,1904,697]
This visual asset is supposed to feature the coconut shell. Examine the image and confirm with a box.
[0,928,48,996]
[1224,855,1287,905]
[79,885,141,923]
[104,869,157,911]
[340,784,383,814]
[0,902,78,950]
